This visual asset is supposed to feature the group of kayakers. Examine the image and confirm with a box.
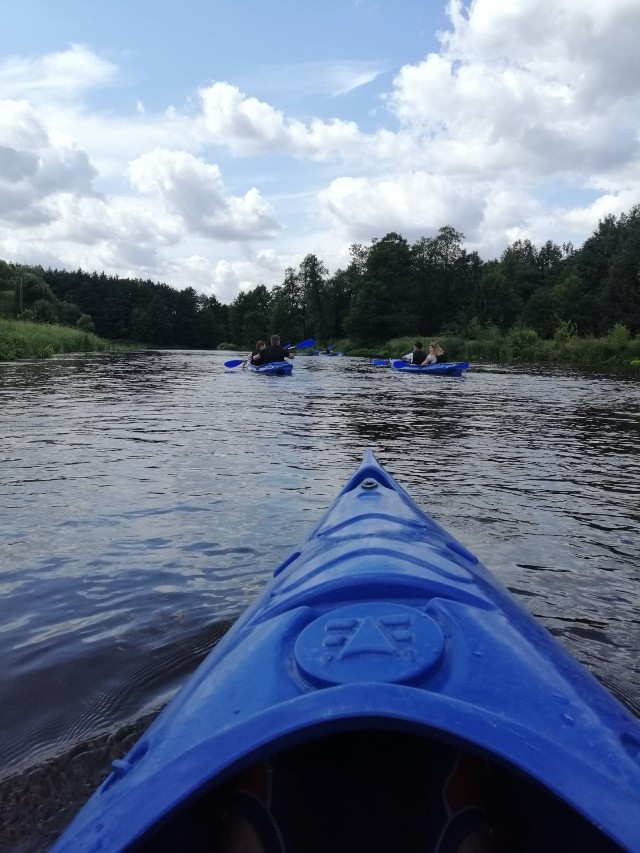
[402,341,446,366]
[243,336,445,368]
[242,335,293,369]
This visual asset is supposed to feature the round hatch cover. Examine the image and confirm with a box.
[294,602,445,686]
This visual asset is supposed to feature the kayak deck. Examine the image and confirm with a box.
[51,452,640,853]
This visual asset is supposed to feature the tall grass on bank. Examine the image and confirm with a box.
[0,319,120,362]
[333,323,640,368]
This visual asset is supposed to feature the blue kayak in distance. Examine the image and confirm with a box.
[392,359,469,376]
[51,452,640,853]
[249,360,293,376]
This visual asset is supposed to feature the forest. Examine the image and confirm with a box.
[0,205,639,353]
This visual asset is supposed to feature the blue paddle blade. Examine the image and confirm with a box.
[371,359,389,366]
[294,338,315,349]
[224,359,244,368]
[391,360,408,368]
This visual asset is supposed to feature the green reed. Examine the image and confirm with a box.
[0,319,124,362]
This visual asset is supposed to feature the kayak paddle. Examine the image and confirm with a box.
[371,358,390,366]
[287,338,315,350]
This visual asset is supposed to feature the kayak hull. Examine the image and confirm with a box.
[52,452,640,852]
[249,360,293,376]
[392,360,469,376]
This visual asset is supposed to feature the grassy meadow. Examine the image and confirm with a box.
[0,319,129,362]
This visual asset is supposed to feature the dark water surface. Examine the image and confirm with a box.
[1,350,639,850]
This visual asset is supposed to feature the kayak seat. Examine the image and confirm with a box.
[216,792,285,853]
[264,733,495,853]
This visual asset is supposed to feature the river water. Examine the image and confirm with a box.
[1,350,639,850]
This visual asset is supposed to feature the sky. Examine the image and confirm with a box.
[1,0,639,304]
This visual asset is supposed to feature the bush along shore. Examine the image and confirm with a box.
[335,322,640,369]
[0,319,136,362]
[2,317,638,370]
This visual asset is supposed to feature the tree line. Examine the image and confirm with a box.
[1,204,638,349]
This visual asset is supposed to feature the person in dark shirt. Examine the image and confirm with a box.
[402,341,428,365]
[252,335,294,366]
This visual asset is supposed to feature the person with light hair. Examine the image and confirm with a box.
[421,342,446,365]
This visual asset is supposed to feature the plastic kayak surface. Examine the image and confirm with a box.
[391,359,469,376]
[249,360,293,376]
[52,452,640,853]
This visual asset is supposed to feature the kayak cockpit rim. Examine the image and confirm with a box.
[126,712,629,853]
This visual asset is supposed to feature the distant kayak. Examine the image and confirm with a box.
[249,360,293,376]
[391,359,469,376]
[51,451,640,853]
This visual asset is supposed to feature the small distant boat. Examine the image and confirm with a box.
[391,359,469,376]
[51,451,640,853]
[249,360,293,376]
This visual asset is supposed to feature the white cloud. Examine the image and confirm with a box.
[163,249,292,304]
[0,99,97,223]
[391,0,640,174]
[0,44,117,102]
[318,171,487,242]
[128,149,280,239]
[252,60,392,98]
[442,0,640,103]
[198,82,365,161]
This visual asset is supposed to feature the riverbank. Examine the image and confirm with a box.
[0,319,138,362]
[332,323,640,369]
[3,318,638,369]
